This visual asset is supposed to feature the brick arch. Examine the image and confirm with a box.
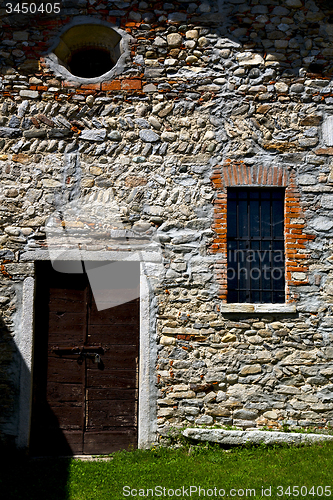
[210,162,315,304]
[218,163,289,187]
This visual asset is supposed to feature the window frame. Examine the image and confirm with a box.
[226,187,286,305]
[210,163,310,312]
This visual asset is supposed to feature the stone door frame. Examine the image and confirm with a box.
[16,250,160,452]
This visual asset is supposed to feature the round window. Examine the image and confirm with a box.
[46,21,130,82]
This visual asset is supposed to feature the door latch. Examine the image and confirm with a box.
[51,345,103,366]
[78,351,102,365]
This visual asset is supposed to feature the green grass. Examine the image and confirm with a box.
[1,442,333,500]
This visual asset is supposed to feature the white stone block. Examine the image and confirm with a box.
[322,116,333,146]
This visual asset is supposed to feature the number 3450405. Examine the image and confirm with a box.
[6,3,61,14]
[277,486,332,496]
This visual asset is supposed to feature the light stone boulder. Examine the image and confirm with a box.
[239,364,262,376]
[321,195,333,209]
[203,130,215,140]
[236,52,264,67]
[183,428,333,446]
[167,33,183,48]
[277,385,301,395]
[80,129,107,142]
[185,40,196,49]
[148,116,162,130]
[280,350,317,366]
[290,83,304,93]
[310,217,333,232]
[19,90,39,99]
[164,58,178,66]
[153,36,167,48]
[263,410,278,419]
[221,333,236,342]
[275,82,289,93]
[194,415,213,425]
[233,409,258,420]
[227,384,261,401]
[42,179,62,188]
[197,37,208,47]
[186,30,199,40]
[292,272,307,281]
[160,336,176,346]
[139,129,160,142]
[4,227,21,236]
[186,55,198,64]
[298,174,317,185]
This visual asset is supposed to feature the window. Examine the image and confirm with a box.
[53,24,122,79]
[46,22,130,83]
[227,188,285,303]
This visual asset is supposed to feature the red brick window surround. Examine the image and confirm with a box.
[210,162,315,305]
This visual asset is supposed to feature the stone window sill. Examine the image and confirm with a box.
[220,303,297,313]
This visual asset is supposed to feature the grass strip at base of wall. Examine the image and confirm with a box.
[1,442,333,500]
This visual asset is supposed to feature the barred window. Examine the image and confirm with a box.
[227,188,285,303]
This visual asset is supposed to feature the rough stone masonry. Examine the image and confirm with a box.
[1,0,333,448]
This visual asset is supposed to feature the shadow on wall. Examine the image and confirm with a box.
[0,294,71,500]
[0,265,80,459]
[1,0,333,78]
[0,315,20,449]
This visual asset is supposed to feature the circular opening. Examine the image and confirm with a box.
[68,47,114,78]
[52,24,123,80]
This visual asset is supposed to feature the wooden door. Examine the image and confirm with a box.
[30,261,139,456]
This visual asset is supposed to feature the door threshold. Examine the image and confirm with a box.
[73,455,114,461]
[31,455,114,461]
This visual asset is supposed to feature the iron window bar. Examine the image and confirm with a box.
[227,188,285,304]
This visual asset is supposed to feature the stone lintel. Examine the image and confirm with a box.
[19,250,162,263]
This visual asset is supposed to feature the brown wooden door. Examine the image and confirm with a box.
[30,261,139,456]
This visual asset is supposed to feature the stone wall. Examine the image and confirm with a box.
[1,0,333,447]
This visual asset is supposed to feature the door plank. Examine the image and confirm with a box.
[48,327,86,345]
[49,298,86,313]
[47,357,83,384]
[86,369,138,388]
[49,312,86,326]
[87,401,137,426]
[87,414,137,428]
[87,346,138,372]
[83,430,137,455]
[89,299,139,324]
[48,405,83,430]
[47,382,84,403]
[87,325,139,345]
[87,388,138,400]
